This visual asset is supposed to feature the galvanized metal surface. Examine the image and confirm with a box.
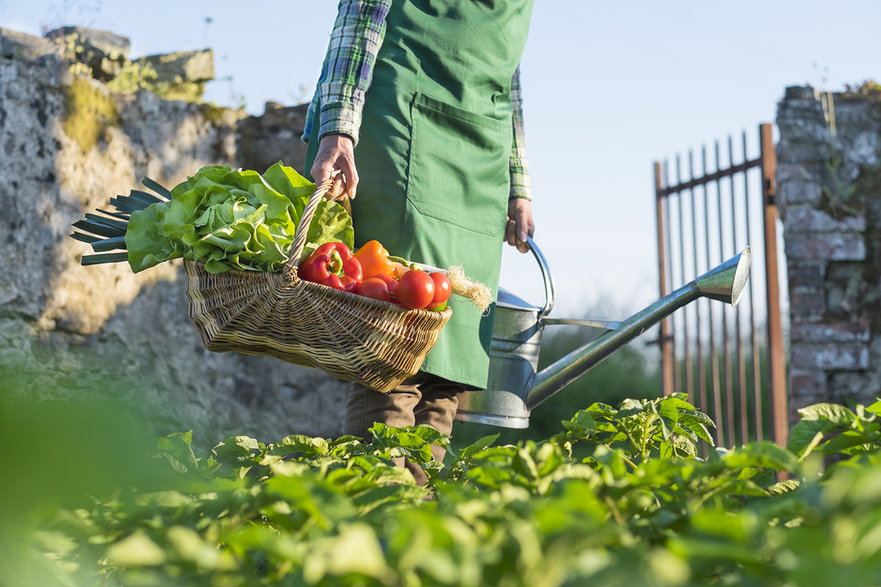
[456,237,750,429]
[527,249,749,410]
[455,238,553,428]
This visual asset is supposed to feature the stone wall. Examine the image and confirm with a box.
[0,28,346,448]
[776,84,881,412]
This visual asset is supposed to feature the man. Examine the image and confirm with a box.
[303,0,535,484]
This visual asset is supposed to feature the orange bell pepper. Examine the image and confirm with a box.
[353,240,396,280]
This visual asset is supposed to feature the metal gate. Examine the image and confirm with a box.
[654,123,788,447]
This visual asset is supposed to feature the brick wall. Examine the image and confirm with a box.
[776,84,881,412]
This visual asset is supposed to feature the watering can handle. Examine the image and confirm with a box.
[525,236,556,319]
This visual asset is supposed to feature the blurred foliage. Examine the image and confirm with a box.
[7,390,881,586]
[0,365,176,585]
[9,340,881,586]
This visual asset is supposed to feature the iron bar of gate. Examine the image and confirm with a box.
[701,146,723,446]
[742,131,764,442]
[675,156,694,402]
[730,134,748,446]
[654,162,674,394]
[653,122,788,447]
[760,124,789,447]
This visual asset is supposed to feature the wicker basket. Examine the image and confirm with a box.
[183,176,452,393]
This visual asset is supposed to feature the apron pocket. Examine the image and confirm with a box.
[407,92,511,236]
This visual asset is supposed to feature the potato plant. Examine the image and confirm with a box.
[5,394,881,586]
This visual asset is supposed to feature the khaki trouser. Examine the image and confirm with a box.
[344,372,464,485]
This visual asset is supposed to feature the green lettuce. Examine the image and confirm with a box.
[124,162,353,274]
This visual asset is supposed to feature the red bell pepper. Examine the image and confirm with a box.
[298,242,363,290]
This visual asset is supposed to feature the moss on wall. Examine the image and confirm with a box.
[62,76,120,152]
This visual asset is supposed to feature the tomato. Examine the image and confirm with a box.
[428,272,452,307]
[374,273,399,298]
[397,270,435,309]
[354,277,391,302]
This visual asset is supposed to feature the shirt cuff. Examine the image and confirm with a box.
[317,100,362,145]
[509,160,532,200]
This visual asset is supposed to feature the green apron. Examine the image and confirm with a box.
[306,0,534,389]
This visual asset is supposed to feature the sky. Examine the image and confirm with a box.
[3,0,880,318]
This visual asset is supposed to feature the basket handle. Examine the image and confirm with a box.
[284,171,346,277]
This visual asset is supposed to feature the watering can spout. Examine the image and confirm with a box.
[525,247,751,410]
[690,247,751,306]
[454,241,752,429]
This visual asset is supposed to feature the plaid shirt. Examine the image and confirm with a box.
[304,0,532,200]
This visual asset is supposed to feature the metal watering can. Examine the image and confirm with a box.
[455,238,751,429]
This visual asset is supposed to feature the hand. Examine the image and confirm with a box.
[505,198,534,253]
[310,134,359,199]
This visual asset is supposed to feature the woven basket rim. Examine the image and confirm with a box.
[183,259,453,319]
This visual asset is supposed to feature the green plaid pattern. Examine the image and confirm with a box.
[509,67,531,200]
[304,0,531,200]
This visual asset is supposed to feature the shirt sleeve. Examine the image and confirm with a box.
[302,0,392,145]
[509,67,533,200]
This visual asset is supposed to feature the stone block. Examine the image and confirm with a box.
[236,103,309,174]
[776,101,828,143]
[44,26,130,61]
[790,320,870,343]
[776,141,834,165]
[791,342,869,370]
[137,49,214,83]
[847,130,880,167]
[778,180,823,208]
[789,391,833,415]
[787,262,824,288]
[789,369,828,400]
[777,163,818,183]
[784,204,865,232]
[823,261,865,319]
[828,372,881,408]
[784,231,865,261]
[783,85,818,101]
[788,286,826,318]
[0,28,58,61]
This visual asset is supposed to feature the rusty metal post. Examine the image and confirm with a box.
[759,123,789,446]
[654,161,674,395]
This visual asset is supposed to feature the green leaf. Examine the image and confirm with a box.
[90,235,127,252]
[70,231,101,244]
[212,435,265,467]
[72,218,125,238]
[268,435,331,458]
[865,399,881,417]
[819,430,876,455]
[562,410,598,438]
[106,532,166,566]
[723,442,799,473]
[301,523,393,584]
[167,526,236,570]
[457,434,500,460]
[155,431,199,474]
[125,201,181,272]
[120,163,352,274]
[788,403,859,458]
[797,402,856,425]
[142,176,173,199]
[690,509,758,542]
[81,252,130,265]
